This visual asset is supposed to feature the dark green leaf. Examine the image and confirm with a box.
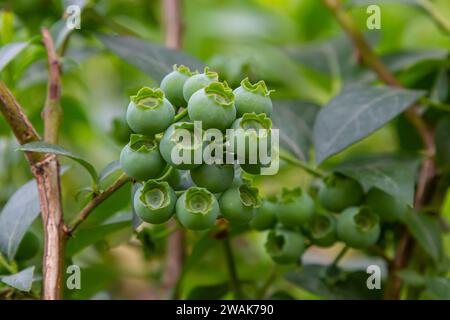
[435,116,450,171]
[98,34,205,81]
[396,269,426,287]
[333,154,420,205]
[382,50,448,73]
[404,211,442,262]
[314,86,425,164]
[285,264,382,299]
[272,100,320,161]
[0,266,35,292]
[187,282,229,300]
[18,141,98,185]
[0,42,29,72]
[66,211,132,256]
[0,180,40,260]
[425,277,450,299]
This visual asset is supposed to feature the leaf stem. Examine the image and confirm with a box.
[0,254,16,274]
[173,108,188,122]
[279,152,325,178]
[67,173,132,234]
[223,234,243,299]
[331,245,349,268]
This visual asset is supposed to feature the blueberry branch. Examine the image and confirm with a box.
[67,173,132,234]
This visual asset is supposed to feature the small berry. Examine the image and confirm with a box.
[276,187,314,228]
[126,87,175,136]
[265,229,305,264]
[337,207,380,249]
[318,174,364,212]
[234,77,273,117]
[188,81,236,131]
[120,134,167,181]
[249,198,278,230]
[219,184,260,224]
[176,187,220,230]
[183,67,218,102]
[190,164,234,193]
[307,213,337,247]
[160,65,194,108]
[134,180,177,224]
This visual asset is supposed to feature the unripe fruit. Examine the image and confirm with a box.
[159,122,203,170]
[160,65,194,108]
[176,187,220,230]
[190,164,234,193]
[234,77,273,117]
[230,113,272,174]
[134,180,177,224]
[250,198,278,230]
[277,188,314,228]
[126,87,175,136]
[188,81,236,131]
[366,188,408,222]
[120,134,166,181]
[265,229,305,264]
[308,214,337,247]
[15,231,39,261]
[183,67,219,102]
[337,207,380,249]
[318,174,364,212]
[219,184,260,224]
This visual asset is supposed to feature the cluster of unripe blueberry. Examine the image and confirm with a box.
[119,65,407,265]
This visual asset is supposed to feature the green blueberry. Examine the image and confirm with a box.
[366,188,408,222]
[159,122,203,170]
[234,77,273,117]
[318,174,364,213]
[265,229,305,264]
[219,184,260,224]
[183,67,219,102]
[276,188,314,228]
[188,81,237,131]
[249,198,278,230]
[126,87,175,136]
[308,214,337,247]
[337,207,380,249]
[230,113,272,174]
[120,134,167,181]
[176,187,220,230]
[134,180,177,224]
[190,164,234,193]
[15,231,39,261]
[160,64,195,108]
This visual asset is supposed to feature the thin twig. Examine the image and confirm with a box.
[67,173,131,234]
[223,235,243,299]
[279,151,325,178]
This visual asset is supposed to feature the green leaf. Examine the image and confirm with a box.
[396,269,426,287]
[272,100,320,161]
[98,34,205,81]
[314,86,425,164]
[425,277,450,299]
[0,266,35,292]
[285,264,382,299]
[66,211,132,256]
[381,49,448,72]
[187,282,229,300]
[98,160,122,182]
[435,116,450,171]
[404,211,442,262]
[18,141,98,185]
[333,154,420,205]
[0,42,29,72]
[0,180,40,260]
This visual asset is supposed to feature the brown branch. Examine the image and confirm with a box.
[321,0,436,300]
[161,0,185,299]
[67,173,131,234]
[42,28,62,144]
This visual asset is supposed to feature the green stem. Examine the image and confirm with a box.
[421,96,450,112]
[417,0,450,35]
[279,152,325,178]
[0,254,16,274]
[173,108,188,122]
[223,235,243,299]
[331,245,349,268]
[156,165,174,182]
[256,265,277,299]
